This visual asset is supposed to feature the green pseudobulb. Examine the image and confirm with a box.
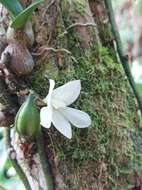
[15,93,40,140]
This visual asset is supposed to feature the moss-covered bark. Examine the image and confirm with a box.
[1,0,142,189]
[27,0,142,189]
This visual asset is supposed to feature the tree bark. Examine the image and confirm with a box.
[1,0,142,189]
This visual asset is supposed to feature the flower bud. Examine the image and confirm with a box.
[15,94,40,140]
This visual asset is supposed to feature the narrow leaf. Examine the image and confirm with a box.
[11,0,43,29]
[0,0,23,17]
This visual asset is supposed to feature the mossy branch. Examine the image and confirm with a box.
[104,0,142,115]
[4,128,32,190]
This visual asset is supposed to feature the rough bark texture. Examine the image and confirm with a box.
[1,0,142,190]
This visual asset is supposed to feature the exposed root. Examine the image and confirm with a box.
[32,46,78,64]
[63,22,96,35]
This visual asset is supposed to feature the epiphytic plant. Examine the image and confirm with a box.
[0,0,43,29]
[0,0,43,76]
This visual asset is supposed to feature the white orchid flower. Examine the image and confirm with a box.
[40,79,91,139]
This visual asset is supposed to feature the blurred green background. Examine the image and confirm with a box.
[0,128,24,190]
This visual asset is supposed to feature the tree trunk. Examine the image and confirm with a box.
[1,0,142,190]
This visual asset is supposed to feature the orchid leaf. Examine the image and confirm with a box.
[11,0,43,29]
[0,0,23,17]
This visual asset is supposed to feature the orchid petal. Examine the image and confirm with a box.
[40,106,52,128]
[44,79,55,105]
[52,80,81,106]
[60,107,91,128]
[52,110,72,139]
[51,98,66,109]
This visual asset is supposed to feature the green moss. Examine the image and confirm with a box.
[31,44,142,189]
[73,0,86,16]
[30,59,59,96]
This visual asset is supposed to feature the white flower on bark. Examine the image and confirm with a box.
[40,79,91,139]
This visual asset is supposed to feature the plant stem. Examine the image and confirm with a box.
[4,128,32,190]
[0,184,8,190]
[36,128,54,190]
[104,0,142,115]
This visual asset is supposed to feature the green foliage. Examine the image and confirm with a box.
[11,0,43,29]
[0,0,23,17]
[0,0,43,29]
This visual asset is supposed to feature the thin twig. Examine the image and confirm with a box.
[104,0,142,115]
[4,128,32,190]
[63,22,96,35]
